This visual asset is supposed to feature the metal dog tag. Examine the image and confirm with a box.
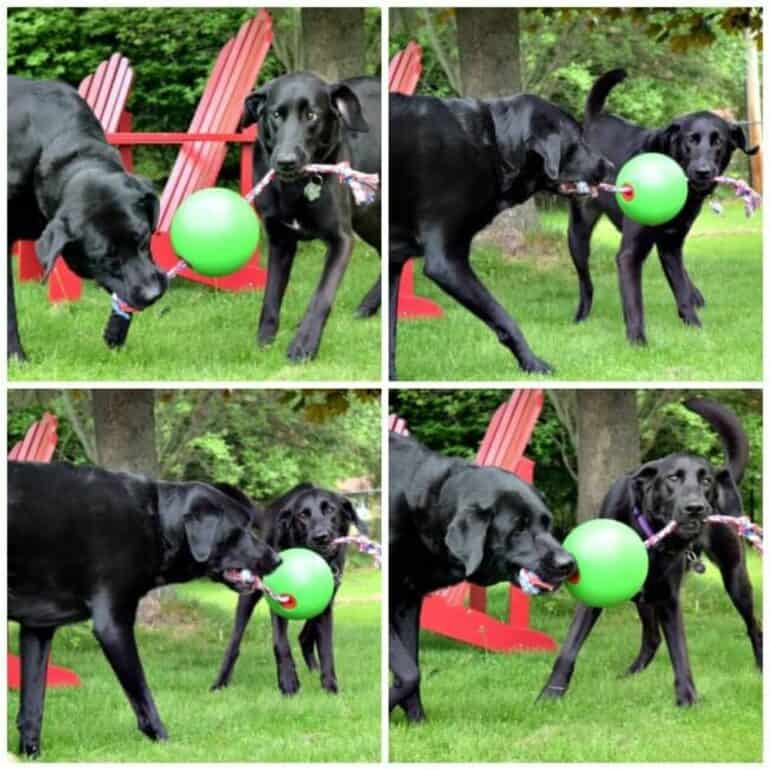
[304,177,323,202]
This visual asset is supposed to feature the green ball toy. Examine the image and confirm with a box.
[262,548,335,620]
[170,188,260,277]
[563,519,649,608]
[615,152,688,226]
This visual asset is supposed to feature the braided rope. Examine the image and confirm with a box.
[643,515,763,555]
[333,535,382,568]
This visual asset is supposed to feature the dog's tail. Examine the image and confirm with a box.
[684,398,749,483]
[584,68,627,128]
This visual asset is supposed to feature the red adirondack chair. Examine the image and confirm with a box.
[14,54,135,302]
[110,11,273,292]
[390,390,556,652]
[8,413,82,689]
[388,43,443,320]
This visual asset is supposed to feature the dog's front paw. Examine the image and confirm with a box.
[690,286,705,308]
[19,737,40,758]
[679,308,701,327]
[521,355,553,375]
[279,669,300,696]
[675,683,698,707]
[104,312,131,349]
[536,684,566,701]
[321,675,339,694]
[258,320,278,347]
[138,717,168,742]
[8,343,27,362]
[287,332,320,363]
[355,299,380,318]
[626,329,647,346]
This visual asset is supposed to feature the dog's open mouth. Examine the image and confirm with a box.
[558,181,600,198]
[223,568,264,593]
[517,568,555,596]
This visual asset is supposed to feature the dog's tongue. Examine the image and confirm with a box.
[518,568,554,596]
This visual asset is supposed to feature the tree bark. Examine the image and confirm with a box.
[455,8,537,240]
[92,390,158,477]
[301,8,365,81]
[576,390,640,523]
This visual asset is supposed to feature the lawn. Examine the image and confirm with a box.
[9,239,381,382]
[390,552,762,763]
[7,566,381,762]
[395,201,762,381]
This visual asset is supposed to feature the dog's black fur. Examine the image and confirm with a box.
[240,72,381,363]
[8,76,168,360]
[388,91,611,379]
[568,69,759,343]
[540,398,762,706]
[389,433,577,721]
[8,461,280,756]
[211,483,367,695]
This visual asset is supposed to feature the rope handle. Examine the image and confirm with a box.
[333,534,382,568]
[644,515,763,555]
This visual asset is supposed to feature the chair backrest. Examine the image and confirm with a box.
[9,413,59,462]
[388,41,423,95]
[158,10,273,229]
[476,390,543,472]
[79,53,134,132]
[388,414,410,435]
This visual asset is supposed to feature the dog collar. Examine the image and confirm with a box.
[632,506,655,539]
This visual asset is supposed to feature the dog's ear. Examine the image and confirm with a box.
[35,215,73,281]
[132,175,160,230]
[729,123,759,156]
[330,83,368,132]
[240,86,269,129]
[183,509,223,562]
[714,468,743,517]
[445,505,491,577]
[530,133,561,181]
[645,122,681,154]
[212,482,254,511]
[340,496,368,535]
[631,462,660,507]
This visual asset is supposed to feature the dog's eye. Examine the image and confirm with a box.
[306,110,318,122]
[299,508,311,520]
[701,477,713,489]
[667,473,681,483]
[272,110,282,121]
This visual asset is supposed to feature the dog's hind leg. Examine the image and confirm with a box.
[91,605,168,741]
[706,525,762,669]
[658,595,698,706]
[7,252,26,361]
[396,599,426,722]
[210,591,263,690]
[568,200,602,323]
[388,246,408,380]
[624,600,661,675]
[421,230,552,374]
[17,624,55,756]
[538,603,602,700]
[356,275,381,317]
[389,598,425,720]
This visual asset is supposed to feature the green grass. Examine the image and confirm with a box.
[9,240,381,382]
[7,567,381,762]
[390,552,762,762]
[396,201,761,381]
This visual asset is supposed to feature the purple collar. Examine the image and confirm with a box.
[632,506,655,539]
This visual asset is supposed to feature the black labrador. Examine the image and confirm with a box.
[568,69,759,343]
[8,460,280,757]
[390,433,577,721]
[540,398,762,706]
[389,91,612,379]
[241,72,381,363]
[8,76,168,360]
[210,483,367,695]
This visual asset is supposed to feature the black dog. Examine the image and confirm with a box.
[240,72,381,363]
[8,460,280,756]
[540,398,762,706]
[568,69,759,343]
[388,91,611,379]
[389,433,577,721]
[8,76,168,360]
[210,483,366,695]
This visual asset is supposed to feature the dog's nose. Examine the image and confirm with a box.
[552,550,578,578]
[693,166,712,181]
[276,154,300,175]
[130,274,166,309]
[684,502,706,518]
[312,532,332,547]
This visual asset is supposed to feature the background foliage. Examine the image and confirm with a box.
[8,389,381,503]
[390,389,761,534]
[8,8,381,187]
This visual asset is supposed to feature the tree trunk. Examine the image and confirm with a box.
[301,8,365,81]
[744,30,762,193]
[91,389,166,622]
[92,390,158,476]
[576,390,640,523]
[456,8,538,242]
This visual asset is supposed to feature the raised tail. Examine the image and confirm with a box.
[584,68,627,128]
[684,398,749,483]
